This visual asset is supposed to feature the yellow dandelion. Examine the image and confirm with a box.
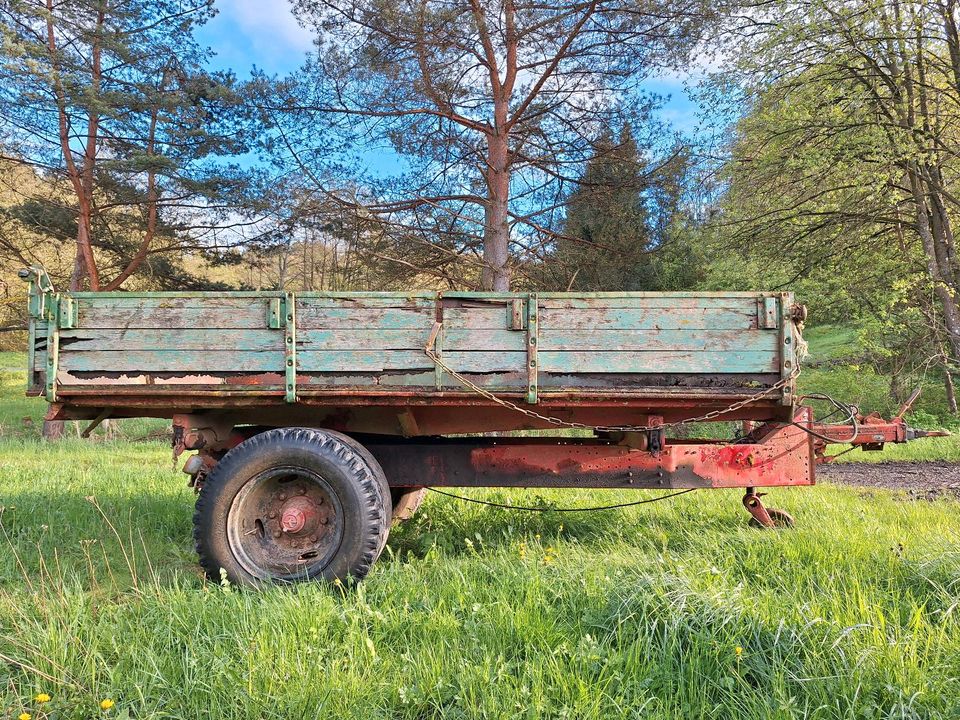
[19,713,32,720]
[99,698,115,711]
[735,646,743,658]
[34,693,51,703]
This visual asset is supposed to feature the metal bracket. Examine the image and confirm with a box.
[268,297,284,329]
[283,292,297,403]
[45,298,60,401]
[526,293,539,404]
[508,298,526,330]
[58,296,77,329]
[758,296,778,329]
[779,293,796,406]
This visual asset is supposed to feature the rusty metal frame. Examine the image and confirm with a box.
[360,406,816,490]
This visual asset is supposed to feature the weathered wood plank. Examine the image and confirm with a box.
[299,329,431,350]
[60,350,282,373]
[442,328,526,352]
[537,329,777,353]
[297,297,436,309]
[297,307,434,330]
[538,351,779,374]
[539,297,769,310]
[78,301,269,330]
[60,328,282,352]
[539,307,757,330]
[71,295,280,307]
[443,307,515,329]
[298,350,525,373]
[63,327,443,352]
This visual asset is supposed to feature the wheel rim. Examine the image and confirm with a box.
[227,465,344,581]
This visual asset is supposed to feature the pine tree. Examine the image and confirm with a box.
[552,125,686,291]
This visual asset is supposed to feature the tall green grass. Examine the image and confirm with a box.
[0,371,958,718]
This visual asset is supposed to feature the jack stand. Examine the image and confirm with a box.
[742,487,774,528]
[742,486,795,529]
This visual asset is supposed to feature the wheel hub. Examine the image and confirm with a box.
[226,469,343,581]
[279,496,317,534]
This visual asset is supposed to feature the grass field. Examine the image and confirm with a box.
[2,340,960,719]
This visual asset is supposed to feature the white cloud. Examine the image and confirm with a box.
[207,0,314,73]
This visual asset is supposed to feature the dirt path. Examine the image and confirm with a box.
[819,461,960,500]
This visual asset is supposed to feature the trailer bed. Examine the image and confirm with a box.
[25,279,801,434]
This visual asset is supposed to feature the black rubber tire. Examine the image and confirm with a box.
[193,427,390,586]
[749,507,796,529]
[390,487,426,524]
[325,430,391,556]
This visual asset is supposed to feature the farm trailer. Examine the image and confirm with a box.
[20,267,936,585]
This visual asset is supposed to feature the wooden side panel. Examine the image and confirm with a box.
[296,297,437,380]
[49,291,789,403]
[440,301,528,378]
[536,297,778,378]
[59,295,283,381]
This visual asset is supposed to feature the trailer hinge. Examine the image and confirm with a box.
[283,292,297,403]
[527,293,539,404]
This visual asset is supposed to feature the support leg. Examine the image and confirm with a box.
[742,487,796,529]
[742,487,774,528]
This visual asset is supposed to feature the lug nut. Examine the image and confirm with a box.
[269,511,277,519]
[272,530,282,539]
[278,493,286,500]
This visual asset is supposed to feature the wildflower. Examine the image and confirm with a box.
[518,541,527,560]
[735,646,743,659]
[19,713,31,720]
[100,698,115,711]
[34,693,51,703]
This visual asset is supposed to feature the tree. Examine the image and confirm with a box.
[260,0,711,290]
[704,0,960,385]
[0,0,252,291]
[539,123,688,290]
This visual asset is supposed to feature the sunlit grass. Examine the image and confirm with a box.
[1,342,959,719]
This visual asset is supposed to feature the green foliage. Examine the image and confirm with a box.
[0,0,256,291]
[532,126,694,292]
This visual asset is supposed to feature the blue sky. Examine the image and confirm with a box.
[196,0,704,162]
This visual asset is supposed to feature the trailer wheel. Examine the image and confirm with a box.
[749,508,795,529]
[390,488,426,524]
[193,427,390,586]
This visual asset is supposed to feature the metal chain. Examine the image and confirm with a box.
[425,335,799,433]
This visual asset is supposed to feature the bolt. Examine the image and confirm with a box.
[310,535,318,543]
[298,487,306,495]
[272,530,282,539]
[320,517,329,525]
[278,492,286,500]
[269,511,277,519]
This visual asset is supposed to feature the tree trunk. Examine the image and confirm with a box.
[945,366,958,414]
[908,168,960,362]
[482,132,511,291]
